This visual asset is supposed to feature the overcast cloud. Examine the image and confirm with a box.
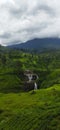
[0,0,60,46]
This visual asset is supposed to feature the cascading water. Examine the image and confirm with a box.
[24,70,38,91]
[34,82,37,90]
[28,74,32,82]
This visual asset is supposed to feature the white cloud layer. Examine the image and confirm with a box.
[0,0,60,45]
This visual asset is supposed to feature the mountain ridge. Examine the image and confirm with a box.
[7,38,60,50]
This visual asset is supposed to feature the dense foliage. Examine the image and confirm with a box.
[0,48,60,92]
[0,47,60,130]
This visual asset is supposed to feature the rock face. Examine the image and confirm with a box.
[24,70,38,82]
[24,82,35,91]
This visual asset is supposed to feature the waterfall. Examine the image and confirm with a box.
[34,82,37,90]
[28,74,32,82]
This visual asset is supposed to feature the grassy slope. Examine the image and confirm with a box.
[0,84,60,130]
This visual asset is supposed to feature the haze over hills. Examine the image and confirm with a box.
[7,38,60,50]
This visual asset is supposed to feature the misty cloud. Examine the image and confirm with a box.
[0,0,60,46]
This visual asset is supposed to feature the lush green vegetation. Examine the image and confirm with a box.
[0,85,60,130]
[0,49,60,91]
[0,47,60,129]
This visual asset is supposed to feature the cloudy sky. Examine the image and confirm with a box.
[0,0,60,46]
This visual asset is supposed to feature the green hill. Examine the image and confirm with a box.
[0,49,60,129]
[0,84,60,130]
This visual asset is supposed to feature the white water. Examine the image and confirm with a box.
[28,74,32,82]
[34,82,37,90]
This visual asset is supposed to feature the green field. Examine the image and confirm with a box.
[0,47,60,129]
[0,84,60,130]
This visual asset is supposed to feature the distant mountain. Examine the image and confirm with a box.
[7,38,60,51]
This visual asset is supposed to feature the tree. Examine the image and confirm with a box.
[14,60,23,76]
[1,55,7,66]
